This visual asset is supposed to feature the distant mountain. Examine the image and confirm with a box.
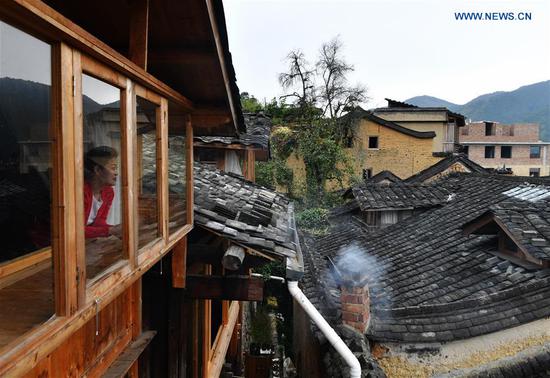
[0,77,110,159]
[406,81,550,141]
[403,95,460,111]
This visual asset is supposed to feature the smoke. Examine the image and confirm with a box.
[323,242,393,310]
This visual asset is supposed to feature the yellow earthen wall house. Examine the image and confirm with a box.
[373,98,466,154]
[284,112,442,192]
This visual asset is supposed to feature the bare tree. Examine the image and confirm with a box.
[317,37,367,119]
[278,50,315,110]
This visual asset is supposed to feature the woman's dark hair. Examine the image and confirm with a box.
[84,146,118,181]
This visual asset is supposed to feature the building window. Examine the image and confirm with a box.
[485,122,495,136]
[168,102,189,235]
[530,146,541,159]
[462,146,469,157]
[461,127,469,136]
[363,168,372,180]
[529,168,540,177]
[0,20,55,348]
[82,74,125,281]
[501,146,512,159]
[485,146,495,158]
[368,136,379,149]
[136,95,160,250]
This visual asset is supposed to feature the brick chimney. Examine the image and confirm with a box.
[339,265,370,334]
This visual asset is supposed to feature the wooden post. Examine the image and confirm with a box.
[246,149,255,182]
[202,265,212,378]
[186,115,194,225]
[159,98,169,241]
[51,42,79,315]
[122,80,138,266]
[128,0,149,70]
[72,48,87,308]
[172,236,187,288]
[192,299,200,378]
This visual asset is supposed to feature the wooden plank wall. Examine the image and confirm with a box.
[23,287,133,377]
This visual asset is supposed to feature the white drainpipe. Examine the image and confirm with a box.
[287,280,362,378]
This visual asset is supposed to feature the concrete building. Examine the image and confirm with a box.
[460,121,550,177]
[373,99,466,155]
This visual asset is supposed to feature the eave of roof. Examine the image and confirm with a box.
[193,163,303,278]
[404,154,488,183]
[342,109,436,139]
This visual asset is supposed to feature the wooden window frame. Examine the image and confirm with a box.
[78,53,133,302]
[0,4,196,375]
[135,84,165,255]
[168,113,194,244]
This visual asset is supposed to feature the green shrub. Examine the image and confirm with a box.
[255,161,275,189]
[295,207,329,230]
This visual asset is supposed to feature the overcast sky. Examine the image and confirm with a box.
[224,0,550,108]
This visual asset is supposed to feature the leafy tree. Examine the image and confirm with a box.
[276,37,367,204]
[240,92,263,113]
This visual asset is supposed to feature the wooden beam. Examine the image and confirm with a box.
[1,0,193,110]
[0,248,51,279]
[191,115,232,129]
[148,48,216,65]
[103,331,156,378]
[221,245,245,271]
[172,237,187,288]
[128,0,149,70]
[205,0,240,133]
[186,275,263,301]
[208,301,239,378]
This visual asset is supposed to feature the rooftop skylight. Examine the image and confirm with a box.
[502,185,550,203]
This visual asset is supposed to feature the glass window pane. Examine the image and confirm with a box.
[0,21,54,348]
[136,97,159,249]
[82,74,124,280]
[168,103,187,234]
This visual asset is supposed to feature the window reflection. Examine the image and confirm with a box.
[0,21,54,348]
[136,97,159,249]
[82,74,124,280]
[168,104,187,234]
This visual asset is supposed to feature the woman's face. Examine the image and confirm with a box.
[97,158,118,186]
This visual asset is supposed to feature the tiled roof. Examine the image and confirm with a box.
[367,170,402,184]
[405,154,488,183]
[340,108,436,139]
[194,112,272,149]
[194,163,303,278]
[350,183,451,211]
[301,173,550,343]
[375,98,466,123]
[141,134,302,277]
[476,190,550,262]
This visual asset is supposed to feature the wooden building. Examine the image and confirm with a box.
[0,1,302,377]
[194,112,272,181]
